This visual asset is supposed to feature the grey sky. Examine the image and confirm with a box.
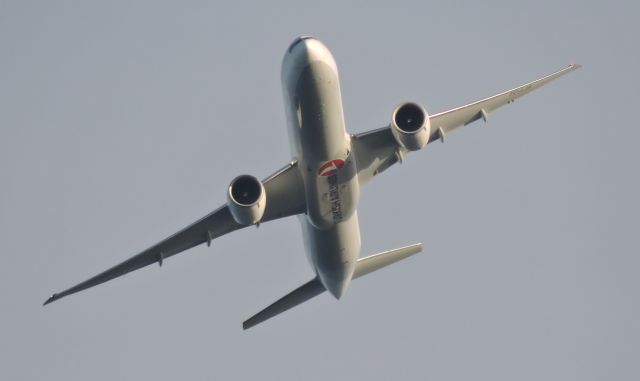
[1,1,638,380]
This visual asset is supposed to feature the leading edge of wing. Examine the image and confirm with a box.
[44,161,306,306]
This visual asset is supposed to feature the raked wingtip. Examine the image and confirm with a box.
[43,293,58,306]
[243,318,256,331]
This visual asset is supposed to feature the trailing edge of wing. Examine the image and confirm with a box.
[44,160,306,306]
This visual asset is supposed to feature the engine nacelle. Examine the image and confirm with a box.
[390,102,431,151]
[227,175,266,225]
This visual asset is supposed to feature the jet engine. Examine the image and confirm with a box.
[390,102,431,151]
[227,175,266,225]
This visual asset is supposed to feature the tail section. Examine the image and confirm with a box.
[242,243,422,329]
[353,243,422,279]
[243,277,325,330]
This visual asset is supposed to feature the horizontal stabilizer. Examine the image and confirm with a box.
[243,243,422,330]
[243,277,325,330]
[353,243,422,279]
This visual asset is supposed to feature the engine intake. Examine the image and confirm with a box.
[391,102,431,151]
[227,175,266,225]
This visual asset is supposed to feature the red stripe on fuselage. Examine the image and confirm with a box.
[317,159,345,177]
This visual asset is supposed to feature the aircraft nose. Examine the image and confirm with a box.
[284,36,335,66]
[282,36,338,86]
[286,36,316,53]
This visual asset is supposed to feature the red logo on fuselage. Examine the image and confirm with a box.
[317,159,345,177]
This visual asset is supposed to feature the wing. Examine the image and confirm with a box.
[44,160,305,305]
[352,64,581,185]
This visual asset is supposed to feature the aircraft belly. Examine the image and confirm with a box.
[281,46,358,229]
[282,37,362,298]
[282,39,348,160]
[304,151,359,230]
[302,212,361,297]
[295,62,348,160]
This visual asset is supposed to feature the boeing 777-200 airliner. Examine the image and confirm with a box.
[44,37,580,329]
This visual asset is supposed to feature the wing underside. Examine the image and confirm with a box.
[44,160,306,305]
[428,64,581,140]
[352,64,581,185]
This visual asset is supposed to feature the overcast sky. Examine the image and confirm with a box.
[1,1,638,380]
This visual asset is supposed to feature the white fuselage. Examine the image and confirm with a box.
[281,37,361,298]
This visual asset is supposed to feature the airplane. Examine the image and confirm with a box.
[44,36,580,329]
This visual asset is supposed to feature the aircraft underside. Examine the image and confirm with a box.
[44,36,580,330]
